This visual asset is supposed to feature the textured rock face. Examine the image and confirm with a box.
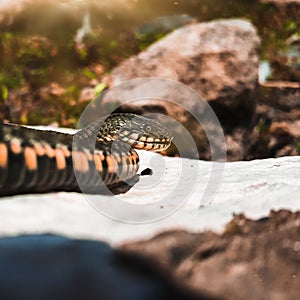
[261,0,300,19]
[259,81,300,111]
[247,81,300,159]
[0,212,299,300]
[105,19,260,107]
[100,19,260,160]
[122,210,300,300]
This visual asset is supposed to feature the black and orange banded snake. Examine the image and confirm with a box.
[0,113,172,196]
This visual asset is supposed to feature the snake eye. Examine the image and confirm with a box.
[145,125,152,132]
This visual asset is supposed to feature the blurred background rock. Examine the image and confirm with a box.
[0,0,299,160]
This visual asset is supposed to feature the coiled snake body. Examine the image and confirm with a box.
[0,113,172,196]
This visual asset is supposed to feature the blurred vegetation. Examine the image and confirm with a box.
[0,0,299,125]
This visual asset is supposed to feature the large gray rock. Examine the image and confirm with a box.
[100,19,260,160]
[104,19,260,108]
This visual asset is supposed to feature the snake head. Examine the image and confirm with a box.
[97,113,173,151]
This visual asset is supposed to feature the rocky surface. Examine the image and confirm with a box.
[259,81,300,111]
[107,19,259,98]
[0,212,298,300]
[0,150,299,245]
[270,53,300,82]
[104,19,260,110]
[260,0,300,82]
[0,129,299,299]
[100,19,260,160]
[247,81,300,159]
[98,17,299,161]
[261,0,300,19]
[121,209,300,300]
[2,14,298,161]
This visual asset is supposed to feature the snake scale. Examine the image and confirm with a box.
[0,113,172,196]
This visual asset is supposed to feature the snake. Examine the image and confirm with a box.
[0,113,172,196]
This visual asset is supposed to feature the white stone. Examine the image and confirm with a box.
[0,147,299,246]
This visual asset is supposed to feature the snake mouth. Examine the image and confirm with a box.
[133,138,172,151]
[130,135,173,151]
[118,132,172,151]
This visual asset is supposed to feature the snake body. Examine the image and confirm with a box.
[0,113,172,196]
